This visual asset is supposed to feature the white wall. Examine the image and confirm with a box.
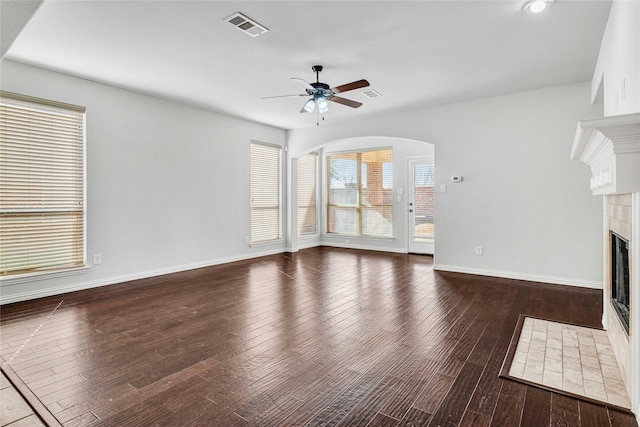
[0,60,286,304]
[0,60,606,303]
[288,83,604,287]
[592,0,640,116]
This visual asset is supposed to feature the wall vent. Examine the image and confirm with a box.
[224,12,268,37]
[361,89,382,99]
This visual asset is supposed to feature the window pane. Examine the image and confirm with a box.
[250,142,281,243]
[327,148,392,237]
[0,92,85,276]
[361,206,393,237]
[328,206,357,235]
[297,153,318,236]
[413,164,434,241]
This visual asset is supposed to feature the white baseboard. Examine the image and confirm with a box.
[320,241,406,254]
[0,247,285,305]
[2,249,604,305]
[433,264,602,289]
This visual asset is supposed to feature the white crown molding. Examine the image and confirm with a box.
[571,112,640,195]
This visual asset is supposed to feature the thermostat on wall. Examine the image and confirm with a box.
[451,176,463,182]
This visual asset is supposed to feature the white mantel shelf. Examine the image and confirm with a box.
[571,112,640,196]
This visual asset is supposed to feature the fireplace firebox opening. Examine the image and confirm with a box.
[610,231,630,335]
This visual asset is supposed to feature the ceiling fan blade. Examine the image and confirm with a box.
[291,77,315,91]
[329,96,363,109]
[262,94,307,99]
[331,79,370,94]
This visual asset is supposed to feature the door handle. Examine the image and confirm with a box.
[409,209,413,213]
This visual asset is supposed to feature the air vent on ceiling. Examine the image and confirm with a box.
[361,89,382,99]
[225,12,268,37]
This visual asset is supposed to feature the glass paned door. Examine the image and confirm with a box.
[408,158,434,254]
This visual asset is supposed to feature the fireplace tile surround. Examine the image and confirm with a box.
[605,193,633,399]
[572,112,640,418]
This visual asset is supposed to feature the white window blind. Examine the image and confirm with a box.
[250,141,281,243]
[327,148,393,237]
[1,91,86,276]
[297,153,318,236]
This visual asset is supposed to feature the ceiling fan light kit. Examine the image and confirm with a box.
[264,65,370,124]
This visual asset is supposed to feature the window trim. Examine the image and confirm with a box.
[0,91,87,279]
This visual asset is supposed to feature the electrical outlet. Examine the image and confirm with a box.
[93,254,102,265]
[244,236,250,244]
[475,246,483,256]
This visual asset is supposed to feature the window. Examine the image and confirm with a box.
[250,141,281,243]
[0,91,86,276]
[327,148,393,237]
[297,153,318,236]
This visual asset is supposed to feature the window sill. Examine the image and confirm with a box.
[322,234,396,243]
[0,266,90,287]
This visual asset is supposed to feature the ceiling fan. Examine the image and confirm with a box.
[263,65,370,114]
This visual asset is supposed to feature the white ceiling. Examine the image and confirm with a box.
[4,0,611,130]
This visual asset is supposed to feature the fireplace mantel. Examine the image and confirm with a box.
[571,112,640,196]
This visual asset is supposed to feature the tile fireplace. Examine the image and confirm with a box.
[572,112,640,417]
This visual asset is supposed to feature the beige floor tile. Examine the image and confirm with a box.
[513,351,527,364]
[0,373,12,390]
[583,380,607,401]
[542,370,563,389]
[598,353,619,368]
[546,338,562,350]
[604,379,628,396]
[544,357,562,374]
[527,348,546,362]
[582,365,604,384]
[546,347,562,360]
[547,321,562,331]
[595,343,614,355]
[600,364,623,381]
[522,369,543,384]
[4,414,46,427]
[562,356,581,371]
[579,344,598,357]
[532,331,547,342]
[0,388,34,426]
[509,361,525,378]
[580,354,600,369]
[562,346,580,359]
[607,392,632,408]
[547,330,562,340]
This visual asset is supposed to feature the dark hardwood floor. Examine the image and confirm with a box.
[0,247,637,427]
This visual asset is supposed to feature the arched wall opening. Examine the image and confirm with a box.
[287,136,435,256]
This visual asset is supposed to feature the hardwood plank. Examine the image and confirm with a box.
[578,400,611,427]
[550,393,580,427]
[427,362,484,427]
[489,380,526,426]
[521,386,552,427]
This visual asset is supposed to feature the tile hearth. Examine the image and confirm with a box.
[508,317,631,410]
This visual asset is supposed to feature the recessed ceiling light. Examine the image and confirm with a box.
[523,0,554,14]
